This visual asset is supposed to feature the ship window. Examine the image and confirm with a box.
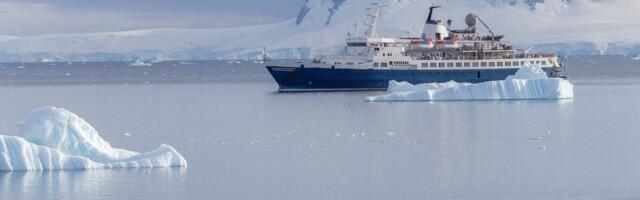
[447,63,454,67]
[389,53,393,56]
[384,43,389,47]
[481,62,487,67]
[489,62,496,67]
[513,61,520,66]
[381,63,388,67]
[456,63,463,67]
[497,62,503,67]
[422,63,428,68]
[473,62,480,67]
[535,60,540,64]
[347,62,353,65]
[374,63,379,67]
[542,61,547,65]
[464,62,471,67]
[505,62,512,66]
[430,63,437,68]
[438,63,445,67]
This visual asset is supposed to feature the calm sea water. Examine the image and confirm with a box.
[1,56,640,200]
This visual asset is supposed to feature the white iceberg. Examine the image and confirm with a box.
[0,107,187,171]
[366,64,574,102]
[128,59,152,67]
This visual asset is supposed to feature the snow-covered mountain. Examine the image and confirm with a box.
[0,0,638,62]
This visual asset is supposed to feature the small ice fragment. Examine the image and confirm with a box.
[123,132,132,137]
[387,131,395,136]
[545,130,552,134]
[538,145,547,150]
[529,136,544,140]
[335,133,341,137]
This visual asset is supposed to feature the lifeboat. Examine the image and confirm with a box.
[410,39,434,49]
[435,37,459,48]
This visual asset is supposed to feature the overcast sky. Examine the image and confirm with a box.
[0,0,304,36]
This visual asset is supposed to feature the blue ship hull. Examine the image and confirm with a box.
[266,66,558,92]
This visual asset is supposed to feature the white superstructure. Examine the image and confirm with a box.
[277,5,564,77]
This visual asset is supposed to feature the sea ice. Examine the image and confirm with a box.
[366,64,574,101]
[0,107,187,171]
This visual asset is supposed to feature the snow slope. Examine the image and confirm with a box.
[366,64,574,101]
[0,107,187,171]
[0,0,638,62]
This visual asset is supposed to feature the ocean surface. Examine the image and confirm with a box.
[1,56,640,200]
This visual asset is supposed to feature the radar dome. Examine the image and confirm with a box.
[465,14,477,27]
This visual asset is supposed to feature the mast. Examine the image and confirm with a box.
[365,4,385,38]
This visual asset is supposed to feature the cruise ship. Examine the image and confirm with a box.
[266,5,566,92]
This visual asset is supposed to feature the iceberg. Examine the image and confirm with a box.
[0,107,187,171]
[366,64,574,102]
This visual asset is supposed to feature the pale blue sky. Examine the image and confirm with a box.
[0,0,304,35]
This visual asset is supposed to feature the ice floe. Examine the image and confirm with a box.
[366,64,574,101]
[129,59,152,67]
[0,107,187,171]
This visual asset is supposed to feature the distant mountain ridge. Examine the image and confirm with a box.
[0,0,636,62]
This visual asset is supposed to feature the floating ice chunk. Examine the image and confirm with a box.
[129,59,152,67]
[0,107,187,171]
[366,64,574,101]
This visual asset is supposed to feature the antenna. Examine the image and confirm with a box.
[262,46,270,62]
[354,23,358,36]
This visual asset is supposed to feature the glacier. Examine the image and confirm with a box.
[0,0,639,62]
[0,107,187,171]
[366,64,574,102]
